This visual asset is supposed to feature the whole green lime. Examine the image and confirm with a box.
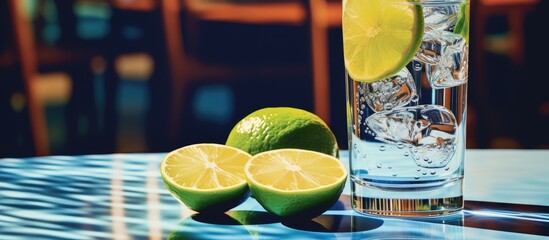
[226,107,339,157]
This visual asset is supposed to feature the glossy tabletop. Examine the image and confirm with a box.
[0,150,548,239]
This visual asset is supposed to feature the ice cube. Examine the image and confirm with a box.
[426,44,468,89]
[415,30,464,65]
[415,30,468,89]
[365,68,416,112]
[365,105,457,168]
[423,4,460,31]
[411,106,457,168]
[365,105,434,145]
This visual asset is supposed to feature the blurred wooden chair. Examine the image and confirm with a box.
[473,0,538,68]
[160,0,338,144]
[471,0,538,147]
[472,0,539,96]
[308,0,342,126]
[104,0,173,152]
[2,0,113,156]
[2,0,49,156]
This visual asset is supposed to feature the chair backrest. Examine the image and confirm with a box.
[111,0,158,11]
[3,0,49,156]
[158,0,336,146]
[307,0,331,124]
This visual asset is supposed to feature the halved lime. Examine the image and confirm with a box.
[343,0,424,82]
[244,149,348,219]
[160,144,252,212]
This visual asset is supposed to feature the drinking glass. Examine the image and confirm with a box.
[343,0,469,216]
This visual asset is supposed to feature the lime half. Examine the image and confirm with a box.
[160,144,252,212]
[244,149,347,219]
[343,0,424,82]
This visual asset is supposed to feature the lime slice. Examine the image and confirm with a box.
[453,2,470,42]
[343,0,424,82]
[244,149,348,218]
[160,143,252,212]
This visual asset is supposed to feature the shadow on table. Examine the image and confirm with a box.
[167,197,549,239]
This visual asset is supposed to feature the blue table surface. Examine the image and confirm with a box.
[0,149,548,239]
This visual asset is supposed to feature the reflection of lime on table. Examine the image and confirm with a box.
[343,0,424,82]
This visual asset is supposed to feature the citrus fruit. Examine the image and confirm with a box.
[453,2,470,42]
[343,0,424,82]
[226,107,339,157]
[160,143,252,212]
[244,149,348,219]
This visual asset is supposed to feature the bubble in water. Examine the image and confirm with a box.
[397,143,405,149]
[392,173,397,177]
[404,152,410,157]
[445,166,450,171]
[364,68,416,112]
[430,170,437,175]
[413,60,422,71]
[422,171,427,175]
[379,145,386,151]
[376,163,383,168]
[387,166,392,169]
[423,157,429,161]
[427,160,433,164]
[414,176,421,180]
[417,168,421,172]
[411,94,420,103]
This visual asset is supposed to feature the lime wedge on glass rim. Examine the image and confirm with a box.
[453,1,470,42]
[343,0,424,82]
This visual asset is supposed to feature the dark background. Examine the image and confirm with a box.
[1,0,547,157]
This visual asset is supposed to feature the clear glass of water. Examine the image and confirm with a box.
[343,0,469,217]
